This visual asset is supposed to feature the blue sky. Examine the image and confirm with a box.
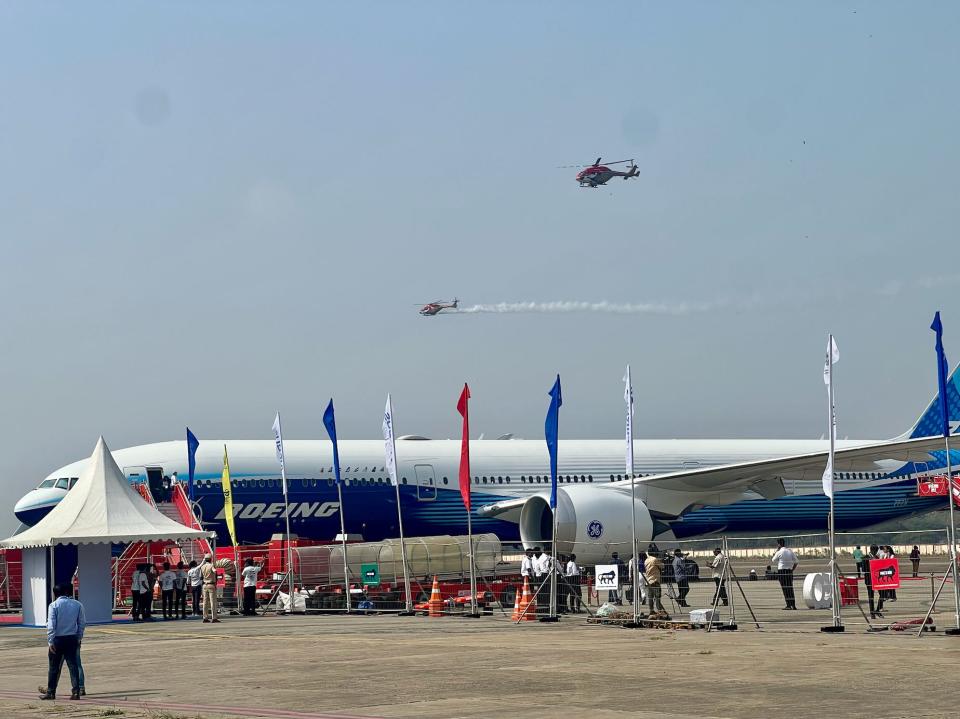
[1,2,958,535]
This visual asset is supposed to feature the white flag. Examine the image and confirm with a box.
[272,412,288,496]
[821,336,839,498]
[382,394,399,486]
[624,365,635,478]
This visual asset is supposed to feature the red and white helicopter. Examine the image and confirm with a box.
[419,298,459,316]
[574,157,639,188]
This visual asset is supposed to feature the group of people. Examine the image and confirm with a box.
[130,561,191,621]
[854,543,904,618]
[130,553,258,623]
[519,547,585,613]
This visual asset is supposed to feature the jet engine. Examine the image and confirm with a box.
[517,484,654,565]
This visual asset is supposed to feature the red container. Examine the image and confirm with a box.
[839,576,859,606]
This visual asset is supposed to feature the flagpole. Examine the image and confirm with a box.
[945,434,960,631]
[827,336,840,629]
[625,365,639,625]
[466,499,478,617]
[336,481,351,614]
[384,395,413,613]
[280,460,294,602]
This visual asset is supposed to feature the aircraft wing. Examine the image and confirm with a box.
[633,434,948,496]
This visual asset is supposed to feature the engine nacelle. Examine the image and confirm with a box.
[518,484,654,566]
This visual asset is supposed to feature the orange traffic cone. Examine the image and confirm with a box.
[427,576,444,617]
[519,576,536,621]
[511,585,522,621]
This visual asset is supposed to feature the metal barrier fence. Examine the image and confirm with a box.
[0,555,21,611]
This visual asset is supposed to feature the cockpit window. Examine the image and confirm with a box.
[39,479,56,488]
[69,478,79,488]
[55,478,69,489]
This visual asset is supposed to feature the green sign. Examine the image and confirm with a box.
[360,563,380,586]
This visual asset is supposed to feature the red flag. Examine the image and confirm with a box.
[457,383,471,511]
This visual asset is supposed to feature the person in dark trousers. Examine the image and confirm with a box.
[864,544,885,619]
[771,538,799,610]
[241,558,260,616]
[672,549,690,607]
[40,584,85,701]
[159,562,176,619]
[187,560,202,616]
[130,564,142,622]
[710,547,729,606]
[910,546,921,577]
[174,561,188,619]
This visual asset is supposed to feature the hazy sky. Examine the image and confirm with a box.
[1,2,959,536]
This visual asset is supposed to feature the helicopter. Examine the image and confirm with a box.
[574,157,639,188]
[419,298,459,316]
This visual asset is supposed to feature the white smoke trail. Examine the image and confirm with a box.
[458,300,726,316]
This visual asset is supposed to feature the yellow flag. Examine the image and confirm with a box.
[221,444,237,547]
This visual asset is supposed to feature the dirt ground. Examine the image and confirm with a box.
[1,595,959,719]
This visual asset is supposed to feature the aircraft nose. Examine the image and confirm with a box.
[13,489,58,527]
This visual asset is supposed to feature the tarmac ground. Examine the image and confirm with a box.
[1,578,959,719]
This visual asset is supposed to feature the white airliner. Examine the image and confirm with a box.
[13,370,959,564]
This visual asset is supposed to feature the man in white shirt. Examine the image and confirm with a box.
[771,538,799,610]
[565,554,582,613]
[187,560,203,617]
[130,565,143,622]
[520,548,535,586]
[174,562,189,619]
[159,562,177,620]
[532,547,549,586]
[710,548,729,607]
[241,559,260,616]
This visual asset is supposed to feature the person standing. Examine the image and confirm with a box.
[864,544,885,619]
[852,545,865,578]
[711,547,729,606]
[520,548,535,587]
[608,552,623,605]
[200,554,220,623]
[772,538,799,610]
[672,550,690,607]
[910,546,921,578]
[629,551,648,608]
[39,585,85,701]
[174,561,188,619]
[187,560,202,616]
[644,553,668,619]
[565,554,581,613]
[159,562,176,620]
[142,564,156,621]
[130,564,143,622]
[241,559,260,616]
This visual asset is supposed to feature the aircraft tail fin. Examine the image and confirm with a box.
[899,362,960,439]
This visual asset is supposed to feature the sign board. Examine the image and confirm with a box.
[594,563,619,591]
[360,563,380,586]
[917,476,960,507]
[869,558,900,591]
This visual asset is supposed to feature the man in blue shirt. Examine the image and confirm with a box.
[40,584,85,701]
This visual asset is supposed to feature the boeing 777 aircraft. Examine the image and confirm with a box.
[14,368,960,564]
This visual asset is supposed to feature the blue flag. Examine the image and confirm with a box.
[186,427,200,502]
[932,311,951,438]
[323,399,342,484]
[545,375,562,509]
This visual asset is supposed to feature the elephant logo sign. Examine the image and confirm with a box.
[587,520,603,539]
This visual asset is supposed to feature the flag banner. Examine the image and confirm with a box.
[323,399,342,484]
[272,413,288,496]
[545,375,562,510]
[594,564,619,591]
[221,444,237,547]
[456,384,472,511]
[821,335,840,498]
[382,395,399,486]
[932,312,951,438]
[186,427,200,502]
[869,557,900,591]
[624,365,634,478]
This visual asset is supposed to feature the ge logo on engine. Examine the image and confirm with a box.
[587,520,603,539]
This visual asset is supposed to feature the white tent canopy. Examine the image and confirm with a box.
[1,436,212,549]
